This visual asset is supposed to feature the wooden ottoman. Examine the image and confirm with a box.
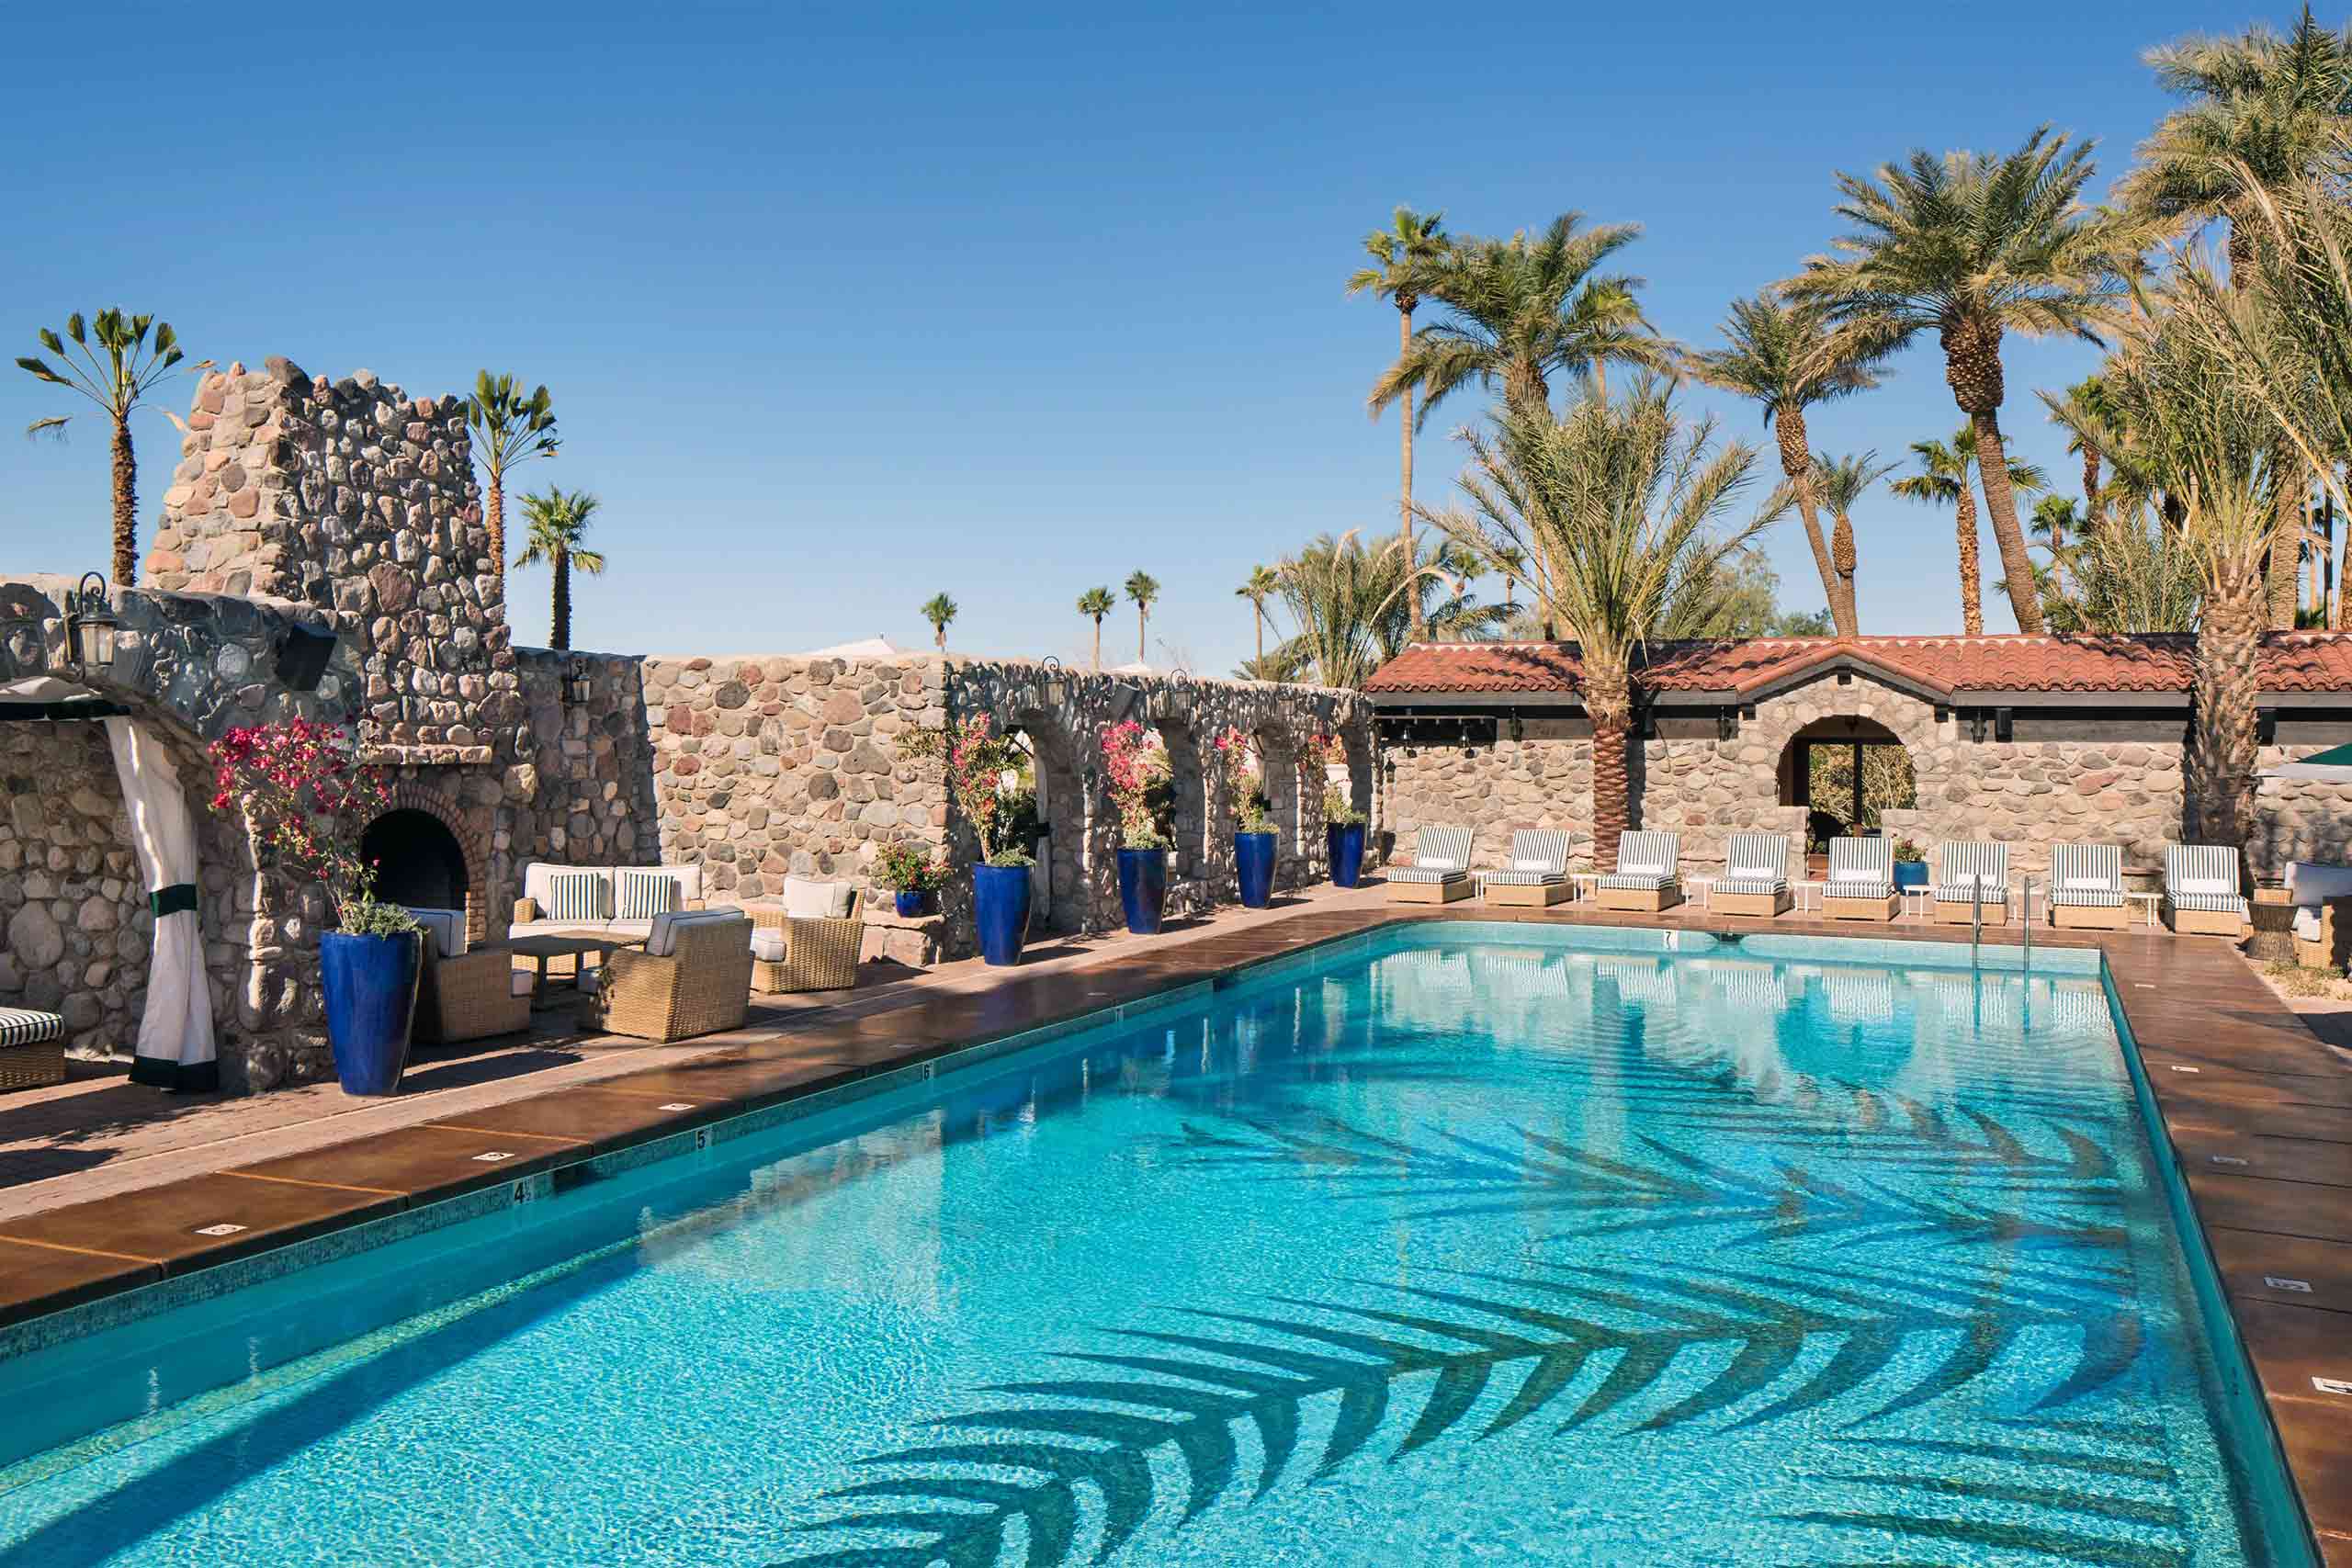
[1712,887,1792,919]
[2051,900,2130,931]
[1824,892,1899,922]
[1933,898,2010,927]
[1390,875,1473,904]
[1594,883,1682,913]
[1484,879,1572,908]
[2168,901,2249,938]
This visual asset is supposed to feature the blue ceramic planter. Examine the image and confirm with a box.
[973,863,1034,966]
[894,888,929,918]
[1326,822,1365,888]
[1117,847,1168,935]
[1893,861,1929,890]
[1235,830,1276,908]
[319,930,420,1096]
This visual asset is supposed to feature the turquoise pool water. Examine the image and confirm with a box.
[0,926,2310,1565]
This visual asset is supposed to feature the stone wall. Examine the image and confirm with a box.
[0,723,146,1058]
[146,359,518,751]
[1386,731,1595,869]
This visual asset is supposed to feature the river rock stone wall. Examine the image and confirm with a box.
[0,723,146,1059]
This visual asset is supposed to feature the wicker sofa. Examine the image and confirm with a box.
[404,907,530,1045]
[580,909,754,1042]
[511,862,706,939]
[750,884,865,993]
[2284,861,2352,969]
[0,1009,67,1093]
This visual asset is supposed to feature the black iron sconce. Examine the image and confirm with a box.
[63,572,118,674]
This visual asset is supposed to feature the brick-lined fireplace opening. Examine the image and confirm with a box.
[362,784,492,946]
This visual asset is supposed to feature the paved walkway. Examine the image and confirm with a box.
[0,885,1386,1223]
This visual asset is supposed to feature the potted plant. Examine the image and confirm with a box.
[207,720,421,1096]
[1102,719,1171,934]
[900,715,1035,964]
[874,841,947,917]
[1216,726,1277,908]
[1891,836,1929,890]
[1306,732,1366,886]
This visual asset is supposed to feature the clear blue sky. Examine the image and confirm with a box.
[2,0,2247,669]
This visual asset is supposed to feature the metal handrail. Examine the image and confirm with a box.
[2022,878,2033,968]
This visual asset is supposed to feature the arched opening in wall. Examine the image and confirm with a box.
[363,809,469,917]
[1006,712,1085,934]
[1777,716,1917,853]
[1252,726,1301,874]
[1153,719,1207,883]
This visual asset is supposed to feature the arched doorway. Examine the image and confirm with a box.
[1777,716,1917,852]
[1006,711,1085,934]
[1153,719,1207,886]
[362,808,469,913]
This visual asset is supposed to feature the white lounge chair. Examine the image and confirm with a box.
[1387,825,1475,904]
[2164,843,2249,937]
[1822,836,1898,921]
[1933,841,2010,927]
[1482,829,1573,908]
[1594,830,1682,912]
[2048,843,2128,931]
[1713,831,1792,918]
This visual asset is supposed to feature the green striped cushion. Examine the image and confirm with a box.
[616,870,683,919]
[545,871,608,923]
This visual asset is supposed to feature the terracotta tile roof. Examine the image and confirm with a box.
[1363,633,2352,700]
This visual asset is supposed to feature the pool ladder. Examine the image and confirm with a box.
[1970,877,2033,968]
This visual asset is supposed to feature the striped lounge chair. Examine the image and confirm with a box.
[1933,841,2011,927]
[1483,829,1574,908]
[1822,836,1898,921]
[2165,843,2250,937]
[1595,830,1682,912]
[2049,843,2128,931]
[0,1007,67,1092]
[1713,831,1792,918]
[1387,825,1476,904]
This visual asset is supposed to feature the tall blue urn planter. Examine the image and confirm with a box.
[973,863,1034,966]
[1326,822,1366,887]
[1117,847,1168,935]
[1235,830,1277,908]
[319,930,420,1096]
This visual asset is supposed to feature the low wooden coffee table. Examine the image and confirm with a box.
[509,933,644,1009]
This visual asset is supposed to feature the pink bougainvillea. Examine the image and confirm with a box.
[1212,725,1272,833]
[899,714,1034,866]
[1099,719,1170,850]
[208,719,409,930]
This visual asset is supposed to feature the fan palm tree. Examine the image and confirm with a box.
[1426,378,1769,869]
[17,310,192,584]
[1124,570,1159,663]
[1075,586,1115,670]
[1810,450,1896,628]
[1785,128,2138,634]
[1368,213,1672,428]
[1233,565,1279,663]
[512,488,605,651]
[1889,428,2048,634]
[1347,207,1450,639]
[466,373,559,580]
[920,592,957,651]
[1685,291,1894,636]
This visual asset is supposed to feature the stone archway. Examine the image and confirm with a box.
[1008,709,1086,934]
[364,781,493,945]
[1253,725,1302,886]
[1153,718,1208,890]
[1776,715,1918,852]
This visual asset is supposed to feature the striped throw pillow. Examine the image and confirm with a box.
[545,871,608,924]
[616,870,683,919]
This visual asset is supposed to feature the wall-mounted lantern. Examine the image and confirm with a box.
[560,660,593,707]
[63,572,119,674]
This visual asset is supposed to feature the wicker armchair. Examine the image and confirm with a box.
[415,949,531,1044]
[581,912,753,1042]
[751,890,866,993]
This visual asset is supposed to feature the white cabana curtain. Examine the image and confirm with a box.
[103,717,219,1091]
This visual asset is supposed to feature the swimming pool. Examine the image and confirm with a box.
[0,925,2312,1564]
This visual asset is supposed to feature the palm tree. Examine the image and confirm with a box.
[920,592,958,651]
[1489,544,1529,613]
[1347,207,1449,639]
[1076,586,1115,670]
[1428,378,1769,869]
[1234,565,1279,664]
[1889,428,2047,634]
[1810,450,1896,628]
[1368,213,1672,427]
[1786,128,2138,634]
[512,488,605,651]
[1124,570,1159,663]
[2037,374,2118,531]
[1272,532,1505,689]
[466,373,559,580]
[17,310,191,584]
[1685,291,1894,636]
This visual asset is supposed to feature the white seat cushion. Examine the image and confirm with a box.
[783,876,854,919]
[1829,867,1877,884]
[2060,876,2109,892]
[645,909,751,959]
[509,918,614,940]
[402,907,467,958]
[750,930,788,962]
[2295,906,2324,942]
[1510,857,1553,873]
[2287,861,2352,908]
[2177,875,2232,897]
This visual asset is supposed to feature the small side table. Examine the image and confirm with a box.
[2126,892,2164,928]
[509,933,643,1008]
[1900,887,1935,920]
[1684,874,1715,909]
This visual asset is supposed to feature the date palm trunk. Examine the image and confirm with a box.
[109,410,137,586]
[1831,512,1859,632]
[1398,302,1423,641]
[1942,311,2044,633]
[551,548,572,651]
[2268,479,2306,629]
[1776,408,1853,636]
[1955,483,1985,637]
[1589,662,1634,871]
[2189,556,2265,855]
